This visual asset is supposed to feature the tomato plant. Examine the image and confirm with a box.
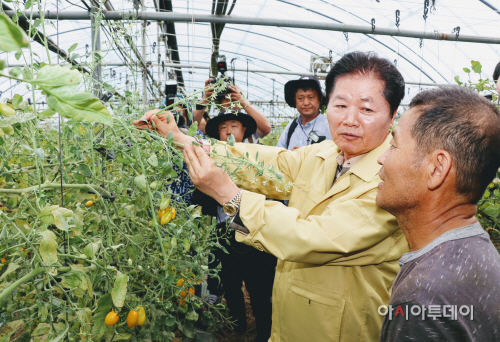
[0,9,234,342]
[0,5,290,340]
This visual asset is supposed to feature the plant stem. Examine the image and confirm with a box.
[0,267,43,301]
[116,118,170,270]
[0,183,112,197]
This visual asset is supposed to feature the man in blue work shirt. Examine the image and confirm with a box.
[276,75,332,150]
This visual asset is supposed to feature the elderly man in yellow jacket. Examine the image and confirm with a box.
[134,51,409,342]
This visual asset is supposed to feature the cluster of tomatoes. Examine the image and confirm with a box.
[158,198,176,225]
[176,278,195,306]
[105,306,147,328]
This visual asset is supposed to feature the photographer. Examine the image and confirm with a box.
[194,78,271,143]
[194,108,276,342]
[277,75,332,150]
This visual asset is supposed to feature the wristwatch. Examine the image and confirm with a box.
[222,189,243,216]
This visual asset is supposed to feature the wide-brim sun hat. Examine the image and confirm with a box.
[284,75,326,108]
[205,109,257,140]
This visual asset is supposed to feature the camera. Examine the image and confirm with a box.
[163,79,186,127]
[208,55,234,101]
[309,131,326,144]
[164,79,178,107]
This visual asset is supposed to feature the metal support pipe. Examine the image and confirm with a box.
[4,11,500,44]
[4,62,448,87]
[90,8,102,97]
[141,0,148,108]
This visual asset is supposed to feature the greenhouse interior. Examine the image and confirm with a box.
[1,0,500,341]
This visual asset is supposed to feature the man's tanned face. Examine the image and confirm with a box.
[295,89,321,118]
[218,120,246,143]
[376,108,425,214]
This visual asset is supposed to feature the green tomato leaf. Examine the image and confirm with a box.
[37,205,73,229]
[186,310,199,321]
[34,147,45,160]
[111,271,129,308]
[111,333,133,341]
[463,67,470,73]
[31,323,50,337]
[471,60,482,74]
[40,108,56,117]
[96,294,113,312]
[12,94,23,107]
[39,230,58,265]
[9,67,21,77]
[227,133,235,146]
[134,174,147,192]
[484,205,500,218]
[32,65,82,90]
[77,164,92,177]
[0,12,29,52]
[46,88,113,126]
[147,153,158,167]
[454,75,463,86]
[50,321,69,342]
[59,269,85,289]
[0,262,19,281]
[187,121,198,137]
[83,241,100,259]
[68,43,78,54]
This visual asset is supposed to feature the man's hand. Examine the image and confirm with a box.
[201,78,215,103]
[133,109,193,146]
[228,86,250,108]
[184,143,240,205]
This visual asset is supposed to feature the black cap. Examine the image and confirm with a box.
[284,75,326,108]
[205,109,257,140]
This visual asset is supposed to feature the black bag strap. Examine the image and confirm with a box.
[286,118,299,149]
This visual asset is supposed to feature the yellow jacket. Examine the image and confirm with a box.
[211,136,409,342]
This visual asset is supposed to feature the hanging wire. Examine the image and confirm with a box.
[396,10,400,69]
[56,0,69,329]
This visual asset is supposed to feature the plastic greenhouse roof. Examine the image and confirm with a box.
[1,0,500,122]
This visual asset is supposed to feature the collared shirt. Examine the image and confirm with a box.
[334,152,367,184]
[276,114,332,149]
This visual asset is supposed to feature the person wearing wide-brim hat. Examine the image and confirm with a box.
[205,109,259,143]
[278,75,332,150]
[200,107,277,342]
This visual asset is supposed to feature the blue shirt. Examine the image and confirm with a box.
[276,114,332,150]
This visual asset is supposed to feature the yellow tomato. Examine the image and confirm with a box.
[137,307,146,326]
[176,278,185,287]
[105,311,119,326]
[161,210,173,225]
[171,208,176,219]
[127,309,139,328]
[158,209,165,219]
[86,201,94,207]
[180,287,195,298]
